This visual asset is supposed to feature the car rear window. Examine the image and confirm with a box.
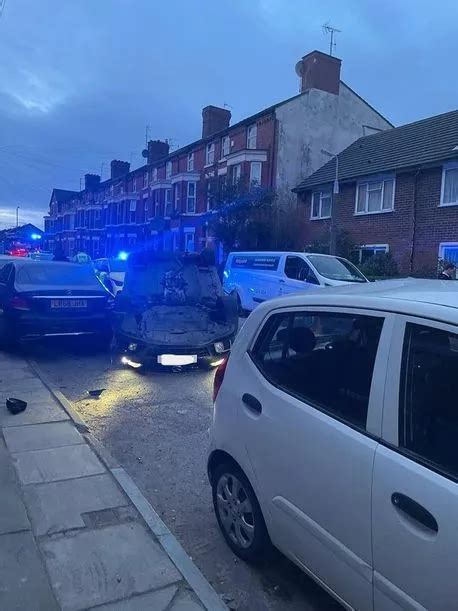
[16,264,99,287]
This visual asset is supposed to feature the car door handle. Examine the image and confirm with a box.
[391,493,438,533]
[242,393,262,414]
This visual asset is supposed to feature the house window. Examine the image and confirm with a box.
[356,244,389,264]
[206,143,215,165]
[311,191,332,219]
[221,136,230,158]
[174,184,180,209]
[439,242,458,265]
[166,161,172,179]
[132,177,137,192]
[152,167,158,182]
[232,164,241,185]
[184,231,195,252]
[355,177,395,214]
[440,165,458,206]
[250,161,262,185]
[165,188,172,215]
[206,181,214,211]
[143,172,148,188]
[187,182,196,213]
[129,200,137,224]
[154,192,161,218]
[247,124,257,149]
[187,152,194,172]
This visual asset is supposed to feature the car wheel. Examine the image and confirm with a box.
[212,462,270,563]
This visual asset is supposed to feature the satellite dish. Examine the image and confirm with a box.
[295,60,304,77]
[142,149,148,158]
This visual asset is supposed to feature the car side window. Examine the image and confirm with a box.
[284,256,318,284]
[251,311,384,429]
[399,322,458,479]
[0,264,12,285]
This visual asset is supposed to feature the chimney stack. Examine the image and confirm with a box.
[110,160,130,180]
[146,140,169,165]
[295,50,341,95]
[202,106,231,139]
[84,173,101,191]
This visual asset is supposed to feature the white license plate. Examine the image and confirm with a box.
[50,299,87,309]
[158,354,197,366]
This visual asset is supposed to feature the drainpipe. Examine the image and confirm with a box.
[409,169,421,275]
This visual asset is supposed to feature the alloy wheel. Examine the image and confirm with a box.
[216,473,255,549]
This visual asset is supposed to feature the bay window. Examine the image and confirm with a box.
[187,182,196,213]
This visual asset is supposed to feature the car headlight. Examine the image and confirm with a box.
[128,343,138,351]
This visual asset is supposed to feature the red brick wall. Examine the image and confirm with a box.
[301,166,458,276]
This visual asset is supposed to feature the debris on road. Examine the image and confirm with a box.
[6,397,27,414]
[87,388,106,398]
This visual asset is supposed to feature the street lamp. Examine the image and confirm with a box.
[321,149,339,254]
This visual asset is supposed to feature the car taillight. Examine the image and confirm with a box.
[213,357,228,402]
[9,296,30,310]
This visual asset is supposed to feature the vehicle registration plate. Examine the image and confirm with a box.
[158,354,197,366]
[50,299,87,308]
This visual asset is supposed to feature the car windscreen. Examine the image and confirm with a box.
[307,255,367,283]
[16,264,100,287]
[109,260,128,272]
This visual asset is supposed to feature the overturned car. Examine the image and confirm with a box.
[114,251,238,368]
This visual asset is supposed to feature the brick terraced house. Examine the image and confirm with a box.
[294,110,458,276]
[44,50,391,259]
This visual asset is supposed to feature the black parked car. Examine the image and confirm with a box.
[114,251,238,368]
[0,260,113,345]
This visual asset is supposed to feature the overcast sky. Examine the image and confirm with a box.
[0,0,457,229]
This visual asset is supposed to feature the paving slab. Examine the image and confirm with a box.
[0,531,58,611]
[13,443,105,484]
[4,421,84,453]
[0,439,30,534]
[0,366,36,381]
[88,585,178,610]
[41,522,182,610]
[171,589,206,611]
[0,398,69,426]
[24,473,128,535]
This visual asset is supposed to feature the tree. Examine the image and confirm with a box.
[307,230,358,260]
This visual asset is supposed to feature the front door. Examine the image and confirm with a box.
[238,307,391,609]
[373,316,458,610]
[279,255,320,297]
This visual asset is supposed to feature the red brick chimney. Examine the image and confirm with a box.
[202,106,231,139]
[295,50,341,95]
[110,160,130,180]
[146,140,169,165]
[84,174,100,191]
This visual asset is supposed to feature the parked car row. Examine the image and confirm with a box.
[208,278,458,610]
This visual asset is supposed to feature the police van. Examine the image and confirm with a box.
[223,251,369,312]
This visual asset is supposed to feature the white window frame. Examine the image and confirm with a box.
[165,188,172,215]
[174,184,180,207]
[143,172,148,189]
[311,190,332,220]
[221,136,230,158]
[356,244,389,264]
[439,242,458,261]
[132,177,137,192]
[440,162,458,207]
[152,167,158,182]
[232,164,241,185]
[206,143,215,165]
[250,161,262,185]
[166,161,172,179]
[187,182,196,213]
[247,124,257,149]
[187,152,194,172]
[355,176,395,215]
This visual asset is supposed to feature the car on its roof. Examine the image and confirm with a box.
[208,278,458,610]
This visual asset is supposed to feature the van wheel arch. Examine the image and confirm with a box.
[208,450,244,485]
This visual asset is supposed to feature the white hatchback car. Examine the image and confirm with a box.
[208,279,458,611]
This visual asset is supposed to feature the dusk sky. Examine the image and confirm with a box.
[0,0,457,229]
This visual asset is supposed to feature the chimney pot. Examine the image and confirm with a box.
[202,106,231,139]
[110,160,130,180]
[296,50,341,95]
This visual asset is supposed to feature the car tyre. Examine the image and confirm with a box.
[212,462,270,563]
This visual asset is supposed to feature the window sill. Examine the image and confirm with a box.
[439,202,458,208]
[204,163,215,169]
[354,209,394,217]
[310,216,331,221]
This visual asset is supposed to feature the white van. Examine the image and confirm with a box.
[223,251,369,312]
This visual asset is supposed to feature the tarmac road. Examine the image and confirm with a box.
[22,338,340,611]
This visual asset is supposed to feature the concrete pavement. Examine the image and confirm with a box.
[0,351,225,611]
